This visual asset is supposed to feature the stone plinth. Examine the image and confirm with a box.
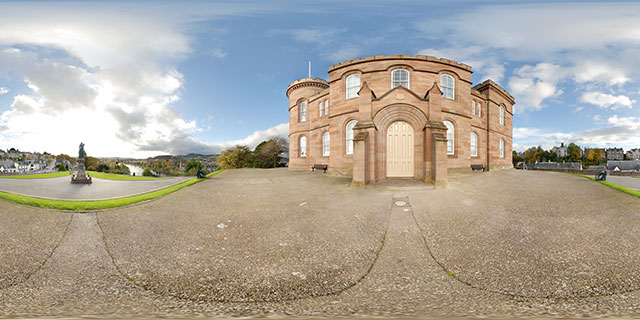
[71,170,92,184]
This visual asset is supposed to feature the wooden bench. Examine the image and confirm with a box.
[312,164,328,173]
[470,164,485,172]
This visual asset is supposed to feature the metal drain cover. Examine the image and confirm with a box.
[394,201,407,207]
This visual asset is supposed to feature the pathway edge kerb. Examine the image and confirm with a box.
[0,177,192,201]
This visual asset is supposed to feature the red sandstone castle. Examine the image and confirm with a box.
[287,55,514,187]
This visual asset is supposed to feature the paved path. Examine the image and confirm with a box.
[0,175,190,200]
[607,175,640,190]
[1,169,640,318]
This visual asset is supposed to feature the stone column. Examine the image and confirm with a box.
[431,132,448,188]
[425,120,448,188]
[351,131,368,187]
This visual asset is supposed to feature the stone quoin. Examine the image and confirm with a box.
[287,54,514,187]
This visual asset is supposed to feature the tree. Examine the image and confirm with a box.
[217,145,252,169]
[566,143,582,162]
[512,151,523,165]
[57,164,68,171]
[184,159,203,176]
[142,168,154,176]
[96,164,110,172]
[251,136,288,168]
[84,156,99,170]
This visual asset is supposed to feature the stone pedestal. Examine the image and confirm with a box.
[71,158,92,184]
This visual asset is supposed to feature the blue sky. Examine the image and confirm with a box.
[0,1,638,157]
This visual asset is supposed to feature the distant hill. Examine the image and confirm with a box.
[147,153,218,160]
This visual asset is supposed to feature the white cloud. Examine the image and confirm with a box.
[0,87,7,95]
[607,115,640,130]
[416,3,640,113]
[593,115,601,122]
[514,115,640,150]
[579,92,634,110]
[417,3,640,59]
[210,48,227,59]
[572,62,629,85]
[0,2,273,157]
[417,46,506,83]
[513,127,542,139]
[508,63,566,112]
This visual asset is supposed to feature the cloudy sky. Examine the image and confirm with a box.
[0,1,638,157]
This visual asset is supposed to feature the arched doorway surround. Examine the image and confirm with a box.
[372,103,428,180]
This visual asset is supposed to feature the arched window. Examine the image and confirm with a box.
[391,69,409,88]
[470,132,478,157]
[324,100,329,115]
[499,105,505,125]
[346,74,360,99]
[443,120,455,155]
[472,101,475,115]
[440,74,455,99]
[299,136,307,157]
[319,101,323,117]
[299,101,307,122]
[499,138,504,158]
[478,102,482,117]
[322,132,330,156]
[346,120,357,155]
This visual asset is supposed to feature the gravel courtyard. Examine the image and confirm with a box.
[1,168,640,318]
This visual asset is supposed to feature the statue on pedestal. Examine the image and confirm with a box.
[71,142,92,184]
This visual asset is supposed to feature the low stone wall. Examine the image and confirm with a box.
[523,167,640,176]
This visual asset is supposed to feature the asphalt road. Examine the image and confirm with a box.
[1,169,640,318]
[0,175,190,200]
[607,175,640,190]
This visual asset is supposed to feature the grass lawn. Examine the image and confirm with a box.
[0,169,223,211]
[569,173,640,198]
[0,171,72,179]
[87,171,166,181]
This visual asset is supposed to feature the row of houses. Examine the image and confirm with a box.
[0,159,69,174]
[550,143,639,161]
[522,160,640,172]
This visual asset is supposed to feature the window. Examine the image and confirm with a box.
[299,101,307,122]
[478,103,481,117]
[322,132,330,156]
[346,74,360,99]
[499,105,505,125]
[300,136,307,157]
[443,120,455,155]
[346,120,357,155]
[470,132,478,157]
[324,100,329,115]
[499,138,504,158]
[440,74,455,99]
[319,101,323,117]
[391,69,409,88]
[472,101,475,115]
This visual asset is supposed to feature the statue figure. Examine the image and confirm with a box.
[79,142,86,159]
[71,142,92,184]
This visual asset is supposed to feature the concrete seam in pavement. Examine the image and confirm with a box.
[0,213,73,290]
[407,195,640,301]
[94,198,393,304]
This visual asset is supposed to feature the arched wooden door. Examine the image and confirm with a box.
[386,121,414,177]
